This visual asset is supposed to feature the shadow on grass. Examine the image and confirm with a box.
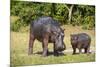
[72,52,92,55]
[34,51,66,56]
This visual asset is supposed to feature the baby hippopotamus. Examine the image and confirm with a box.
[70,33,91,54]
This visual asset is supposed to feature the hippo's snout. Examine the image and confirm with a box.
[57,45,66,51]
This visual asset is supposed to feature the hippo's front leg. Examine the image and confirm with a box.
[54,50,59,56]
[73,47,76,54]
[54,44,59,56]
[42,34,49,57]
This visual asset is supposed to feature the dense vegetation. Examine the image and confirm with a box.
[10,0,95,31]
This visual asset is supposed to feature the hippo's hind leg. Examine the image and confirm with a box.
[84,42,91,54]
[84,48,88,53]
[84,47,90,54]
[28,32,35,55]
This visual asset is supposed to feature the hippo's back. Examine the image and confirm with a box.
[77,33,91,42]
[32,16,59,26]
[30,16,61,41]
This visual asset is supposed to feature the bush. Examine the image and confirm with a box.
[54,15,65,24]
[10,1,95,31]
[82,16,95,30]
[72,15,83,26]
[11,19,24,32]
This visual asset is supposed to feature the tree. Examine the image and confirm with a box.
[10,1,95,31]
[51,3,56,17]
[65,4,74,23]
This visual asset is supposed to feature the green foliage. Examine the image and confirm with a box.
[54,15,65,24]
[72,5,95,27]
[10,1,95,31]
[82,16,95,30]
[72,15,83,26]
[11,19,22,32]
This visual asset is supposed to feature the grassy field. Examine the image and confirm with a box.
[10,25,95,66]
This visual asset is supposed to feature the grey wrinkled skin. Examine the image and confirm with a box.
[28,16,66,56]
[70,33,91,54]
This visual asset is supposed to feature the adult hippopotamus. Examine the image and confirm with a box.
[28,16,66,56]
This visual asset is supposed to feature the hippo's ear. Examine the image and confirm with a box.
[53,31,57,34]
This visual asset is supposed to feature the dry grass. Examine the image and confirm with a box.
[10,16,19,23]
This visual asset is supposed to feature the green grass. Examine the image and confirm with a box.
[10,25,95,66]
[11,53,95,66]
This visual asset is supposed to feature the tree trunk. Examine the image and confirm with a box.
[66,4,74,24]
[68,5,74,23]
[51,3,56,17]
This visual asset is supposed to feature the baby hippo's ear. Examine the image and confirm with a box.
[75,36,78,40]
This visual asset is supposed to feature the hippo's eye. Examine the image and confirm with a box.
[61,34,64,38]
[56,33,61,38]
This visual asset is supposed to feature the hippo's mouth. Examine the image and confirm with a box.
[57,48,65,52]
